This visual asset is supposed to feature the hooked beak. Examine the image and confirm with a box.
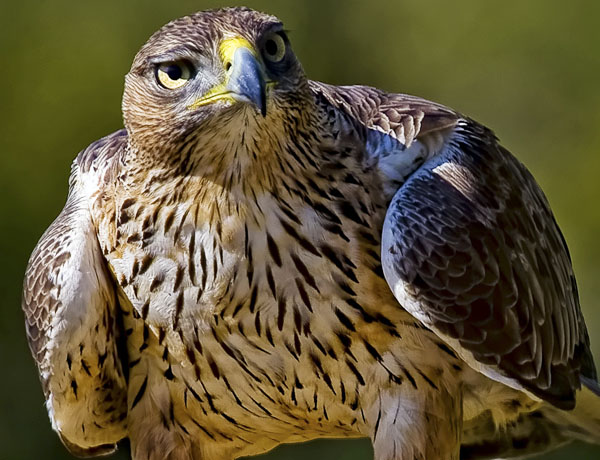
[226,47,267,116]
[188,38,268,116]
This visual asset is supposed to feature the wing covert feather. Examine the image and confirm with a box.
[22,132,128,455]
[312,82,596,408]
[310,82,597,408]
[310,81,459,148]
[379,120,595,408]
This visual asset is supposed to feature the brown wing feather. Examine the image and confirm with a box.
[23,221,68,369]
[310,81,458,147]
[22,131,128,454]
[381,120,595,408]
[310,82,596,408]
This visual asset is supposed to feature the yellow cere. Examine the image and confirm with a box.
[187,36,259,111]
[219,36,257,65]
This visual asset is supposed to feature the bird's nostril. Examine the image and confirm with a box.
[225,61,232,72]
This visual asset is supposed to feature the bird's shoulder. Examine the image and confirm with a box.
[22,129,129,454]
[74,128,127,183]
[310,81,596,408]
[309,80,460,148]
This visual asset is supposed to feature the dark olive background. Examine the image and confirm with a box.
[1,1,599,459]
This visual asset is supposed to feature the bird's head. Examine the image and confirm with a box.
[122,7,312,166]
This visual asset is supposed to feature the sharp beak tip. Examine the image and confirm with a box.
[260,96,267,117]
[226,47,268,117]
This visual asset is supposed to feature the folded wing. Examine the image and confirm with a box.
[311,81,597,409]
[22,136,128,455]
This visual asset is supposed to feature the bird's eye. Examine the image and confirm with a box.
[262,33,286,63]
[156,61,193,89]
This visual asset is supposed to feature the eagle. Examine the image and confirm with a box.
[22,7,600,460]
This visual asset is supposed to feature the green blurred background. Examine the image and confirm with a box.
[1,0,599,458]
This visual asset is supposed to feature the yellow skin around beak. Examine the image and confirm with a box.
[219,36,258,65]
[188,37,271,114]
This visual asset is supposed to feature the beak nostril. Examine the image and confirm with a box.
[222,47,266,115]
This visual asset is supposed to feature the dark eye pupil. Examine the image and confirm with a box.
[265,39,278,56]
[166,65,183,80]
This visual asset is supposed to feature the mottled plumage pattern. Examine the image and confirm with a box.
[22,138,127,455]
[22,7,600,460]
[382,121,596,408]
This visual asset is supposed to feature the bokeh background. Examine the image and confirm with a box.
[1,0,599,458]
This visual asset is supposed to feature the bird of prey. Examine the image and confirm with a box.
[22,7,600,460]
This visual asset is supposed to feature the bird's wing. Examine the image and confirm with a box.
[22,130,128,456]
[310,81,596,409]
